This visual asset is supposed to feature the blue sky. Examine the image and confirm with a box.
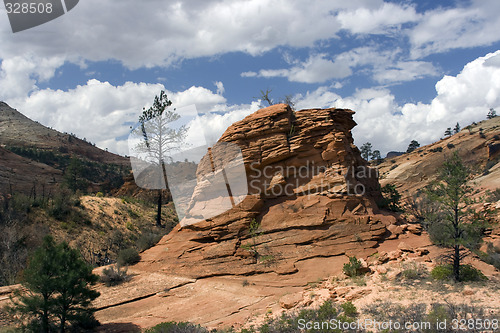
[1,0,500,156]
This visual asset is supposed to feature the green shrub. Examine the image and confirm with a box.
[100,265,130,287]
[379,184,402,212]
[145,321,208,333]
[252,300,354,333]
[400,262,427,280]
[431,265,453,280]
[460,264,487,281]
[341,301,357,317]
[431,264,486,281]
[364,301,426,328]
[117,248,140,266]
[96,192,104,198]
[479,243,500,270]
[137,232,163,252]
[128,209,140,219]
[364,301,495,332]
[343,256,363,277]
[486,188,500,202]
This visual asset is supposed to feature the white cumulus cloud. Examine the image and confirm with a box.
[295,51,500,155]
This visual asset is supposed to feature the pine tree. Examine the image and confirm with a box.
[426,152,487,282]
[133,91,188,227]
[406,140,420,153]
[360,142,373,161]
[371,150,382,161]
[9,236,100,332]
[454,122,461,134]
[487,108,497,119]
[444,127,452,137]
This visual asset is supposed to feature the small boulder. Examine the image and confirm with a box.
[345,288,372,301]
[387,250,403,261]
[415,248,429,256]
[462,287,475,296]
[387,270,401,280]
[333,286,353,298]
[377,252,390,264]
[398,242,414,252]
[279,292,303,309]
[407,224,423,235]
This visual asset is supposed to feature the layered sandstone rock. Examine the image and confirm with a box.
[137,104,395,278]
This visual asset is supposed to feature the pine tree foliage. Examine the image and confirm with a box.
[9,235,100,332]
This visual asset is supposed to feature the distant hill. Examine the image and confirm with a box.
[378,116,500,197]
[385,151,404,159]
[0,102,130,194]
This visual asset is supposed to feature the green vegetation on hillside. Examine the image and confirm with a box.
[0,190,178,287]
[6,146,129,193]
[145,299,498,333]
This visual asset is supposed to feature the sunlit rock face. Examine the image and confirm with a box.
[137,104,397,278]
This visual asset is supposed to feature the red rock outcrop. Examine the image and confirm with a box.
[135,104,395,278]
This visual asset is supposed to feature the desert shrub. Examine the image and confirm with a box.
[96,191,104,197]
[343,256,363,277]
[400,262,427,280]
[487,188,500,202]
[431,264,486,281]
[446,143,455,149]
[479,243,500,270]
[137,232,163,252]
[426,302,496,333]
[145,321,208,333]
[364,302,427,329]
[48,190,73,220]
[480,132,486,139]
[100,264,130,287]
[431,265,453,280]
[379,184,402,212]
[429,147,443,153]
[365,301,496,333]
[340,301,357,317]
[405,192,444,230]
[245,300,357,333]
[117,248,140,266]
[459,264,487,281]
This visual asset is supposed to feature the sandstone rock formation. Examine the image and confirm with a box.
[136,104,397,278]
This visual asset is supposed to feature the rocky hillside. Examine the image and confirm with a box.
[0,101,129,194]
[378,116,500,196]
